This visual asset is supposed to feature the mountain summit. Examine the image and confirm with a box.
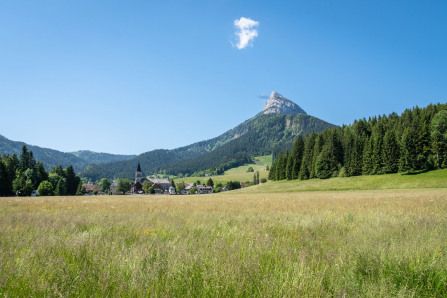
[263,91,306,115]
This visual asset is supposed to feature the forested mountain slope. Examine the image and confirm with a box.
[80,107,334,180]
[0,135,88,171]
[69,150,136,165]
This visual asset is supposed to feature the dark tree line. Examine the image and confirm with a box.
[0,145,82,196]
[269,104,447,181]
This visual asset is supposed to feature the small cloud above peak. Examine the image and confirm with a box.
[233,17,259,49]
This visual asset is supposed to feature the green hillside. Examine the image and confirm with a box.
[80,113,334,181]
[69,150,136,165]
[174,155,272,185]
[0,134,87,171]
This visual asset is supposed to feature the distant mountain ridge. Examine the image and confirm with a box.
[0,134,87,171]
[80,92,335,180]
[69,150,136,165]
[0,135,136,171]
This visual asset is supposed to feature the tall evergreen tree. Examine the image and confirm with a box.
[372,125,385,174]
[19,145,30,172]
[399,127,417,173]
[291,135,305,178]
[298,133,316,180]
[268,162,276,180]
[275,152,287,180]
[342,129,354,176]
[350,135,364,176]
[310,135,323,178]
[54,179,66,196]
[362,137,373,175]
[285,153,294,180]
[35,162,49,189]
[0,160,8,196]
[382,130,400,173]
[315,146,332,179]
[65,165,80,195]
[431,110,447,169]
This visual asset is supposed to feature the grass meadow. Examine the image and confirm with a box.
[1,182,447,296]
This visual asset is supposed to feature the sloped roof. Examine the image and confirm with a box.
[148,178,171,184]
[83,184,101,192]
[197,185,213,190]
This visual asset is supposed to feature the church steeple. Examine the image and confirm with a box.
[135,163,142,184]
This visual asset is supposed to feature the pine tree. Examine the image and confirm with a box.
[65,165,80,195]
[310,135,323,178]
[0,160,8,196]
[268,162,277,180]
[275,152,287,180]
[372,124,385,174]
[298,133,315,180]
[399,127,417,173]
[315,146,332,179]
[349,135,364,176]
[19,145,29,172]
[285,153,294,180]
[382,130,400,173]
[291,135,305,179]
[431,110,447,169]
[342,129,354,176]
[54,179,66,196]
[362,137,373,175]
[35,162,48,189]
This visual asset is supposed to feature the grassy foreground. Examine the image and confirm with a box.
[1,188,447,296]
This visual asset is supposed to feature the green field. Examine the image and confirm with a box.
[174,155,272,185]
[1,170,447,296]
[239,168,447,193]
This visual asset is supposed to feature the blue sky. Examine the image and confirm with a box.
[1,0,446,154]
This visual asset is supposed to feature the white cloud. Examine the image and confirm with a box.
[233,17,259,49]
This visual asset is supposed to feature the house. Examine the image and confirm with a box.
[147,178,172,193]
[169,186,176,195]
[197,185,213,194]
[184,183,194,192]
[83,184,102,195]
[152,183,163,194]
[109,181,119,195]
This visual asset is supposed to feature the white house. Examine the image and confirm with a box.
[197,185,213,194]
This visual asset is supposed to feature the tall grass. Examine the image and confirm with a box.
[1,189,446,296]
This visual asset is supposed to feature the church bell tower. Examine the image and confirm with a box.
[135,163,142,184]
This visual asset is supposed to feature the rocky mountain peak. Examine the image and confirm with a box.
[263,91,306,115]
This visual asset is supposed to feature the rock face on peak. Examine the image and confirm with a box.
[263,91,306,115]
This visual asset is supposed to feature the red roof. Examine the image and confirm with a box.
[83,184,101,192]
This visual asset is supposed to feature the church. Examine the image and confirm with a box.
[130,163,173,194]
[131,163,144,194]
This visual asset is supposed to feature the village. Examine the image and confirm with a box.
[82,163,225,196]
